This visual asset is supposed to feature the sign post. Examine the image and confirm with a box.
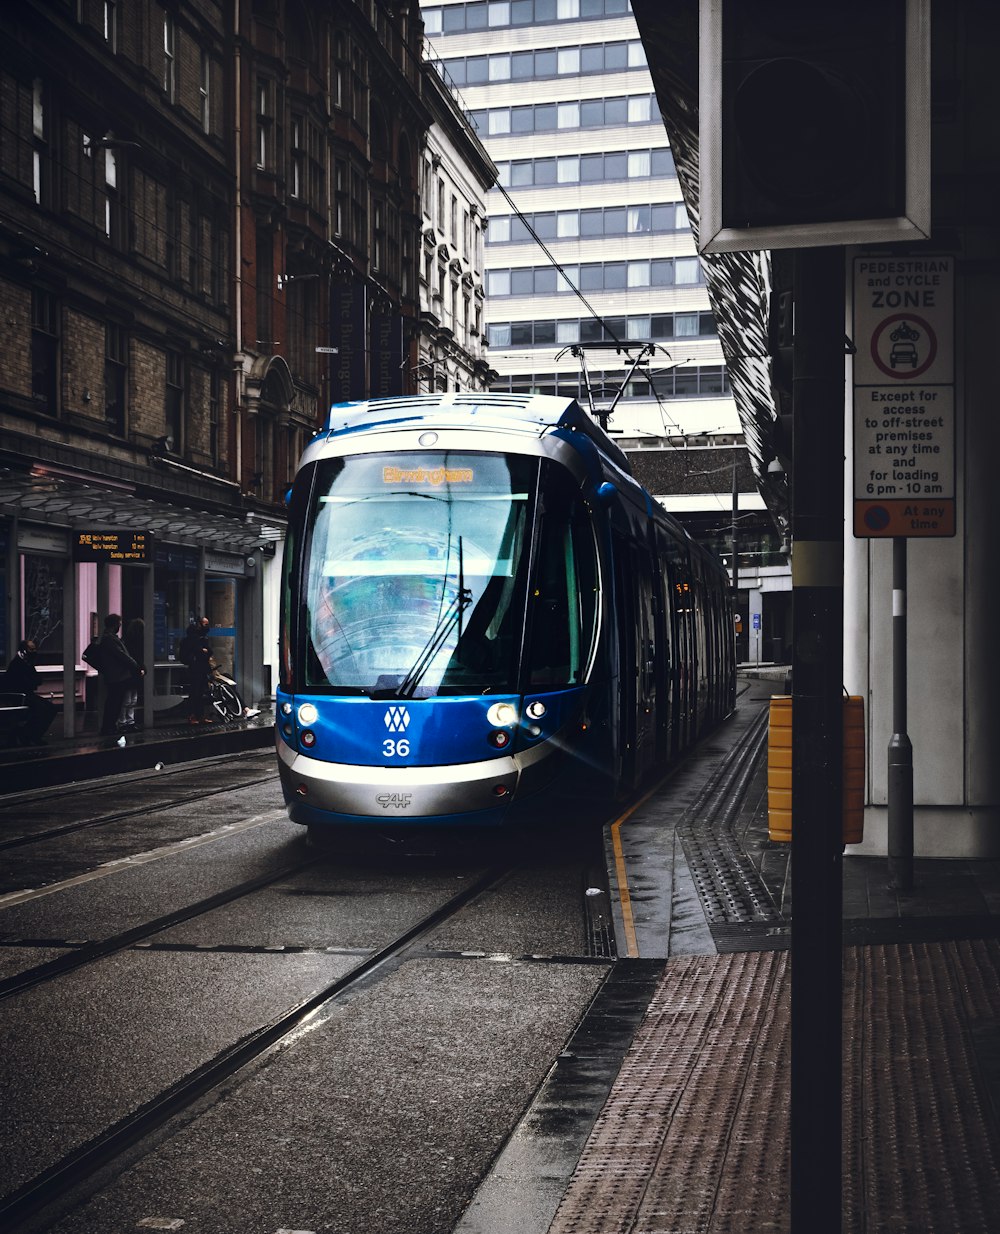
[853,256,955,889]
[853,256,955,537]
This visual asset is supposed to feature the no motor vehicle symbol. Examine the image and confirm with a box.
[870,313,938,380]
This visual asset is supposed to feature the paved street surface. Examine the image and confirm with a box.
[5,681,1000,1232]
[459,675,1000,1234]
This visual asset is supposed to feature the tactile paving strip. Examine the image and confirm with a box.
[547,940,1000,1233]
[677,709,783,927]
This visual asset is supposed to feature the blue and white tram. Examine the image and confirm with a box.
[276,393,735,837]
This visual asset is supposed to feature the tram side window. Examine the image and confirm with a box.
[524,465,598,687]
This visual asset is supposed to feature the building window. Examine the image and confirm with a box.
[372,199,384,271]
[165,351,183,450]
[31,290,58,415]
[103,0,119,51]
[22,555,64,657]
[388,204,400,282]
[210,220,225,305]
[32,78,47,206]
[200,51,212,134]
[209,368,220,464]
[104,322,127,435]
[257,80,272,169]
[333,36,347,110]
[351,168,366,249]
[255,414,276,498]
[307,122,323,209]
[486,312,716,349]
[163,12,176,101]
[256,230,273,349]
[290,116,304,198]
[334,159,346,236]
[103,146,122,244]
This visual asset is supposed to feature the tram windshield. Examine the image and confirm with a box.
[302,451,537,696]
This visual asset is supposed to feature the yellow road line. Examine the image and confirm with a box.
[609,774,670,959]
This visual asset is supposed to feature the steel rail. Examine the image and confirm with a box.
[0,769,279,853]
[0,862,516,1232]
[0,747,275,815]
[0,856,311,1001]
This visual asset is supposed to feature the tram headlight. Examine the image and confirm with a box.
[297,702,319,726]
[525,701,546,720]
[487,702,517,727]
[281,701,293,716]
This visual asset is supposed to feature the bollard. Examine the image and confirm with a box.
[767,694,865,844]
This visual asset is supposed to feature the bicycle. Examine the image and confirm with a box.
[206,661,245,721]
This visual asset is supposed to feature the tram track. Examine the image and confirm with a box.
[0,860,518,1233]
[0,772,280,853]
[0,853,313,1001]
[0,751,278,851]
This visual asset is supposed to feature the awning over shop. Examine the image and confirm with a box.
[0,465,284,555]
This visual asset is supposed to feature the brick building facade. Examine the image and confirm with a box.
[0,0,477,731]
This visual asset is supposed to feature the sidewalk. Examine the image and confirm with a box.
[458,673,1000,1234]
[0,704,275,793]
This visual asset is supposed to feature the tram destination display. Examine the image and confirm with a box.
[73,531,153,562]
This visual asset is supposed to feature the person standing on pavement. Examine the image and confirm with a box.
[180,615,214,725]
[97,613,142,737]
[2,639,57,745]
[117,617,145,730]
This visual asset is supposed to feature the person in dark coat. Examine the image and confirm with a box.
[98,613,142,736]
[2,639,57,745]
[179,616,213,725]
[117,617,145,730]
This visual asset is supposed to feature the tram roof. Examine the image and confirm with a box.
[321,392,632,474]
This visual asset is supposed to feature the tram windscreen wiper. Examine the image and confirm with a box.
[392,536,472,700]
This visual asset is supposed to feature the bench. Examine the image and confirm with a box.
[0,692,30,743]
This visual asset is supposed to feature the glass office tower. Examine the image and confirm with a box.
[421,0,740,440]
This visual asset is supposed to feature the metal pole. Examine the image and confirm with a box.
[790,246,844,1234]
[731,452,739,604]
[887,535,913,890]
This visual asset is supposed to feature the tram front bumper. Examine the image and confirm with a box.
[276,741,525,822]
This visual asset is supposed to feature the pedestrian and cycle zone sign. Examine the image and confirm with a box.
[852,255,955,537]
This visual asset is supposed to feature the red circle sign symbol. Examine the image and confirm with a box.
[869,313,938,380]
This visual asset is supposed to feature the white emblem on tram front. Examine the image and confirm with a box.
[376,792,413,810]
[384,706,410,732]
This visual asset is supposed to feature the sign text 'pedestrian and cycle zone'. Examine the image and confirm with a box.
[852,256,955,537]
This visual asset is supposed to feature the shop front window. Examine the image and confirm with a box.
[22,553,64,662]
[154,545,200,663]
[205,577,238,679]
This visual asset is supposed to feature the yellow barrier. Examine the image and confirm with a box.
[767,694,865,845]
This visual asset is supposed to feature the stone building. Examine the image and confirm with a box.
[416,59,496,393]
[0,0,484,732]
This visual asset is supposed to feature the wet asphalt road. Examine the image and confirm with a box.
[0,751,611,1233]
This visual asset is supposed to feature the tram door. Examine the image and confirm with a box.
[614,536,657,792]
[613,535,639,793]
[635,555,657,782]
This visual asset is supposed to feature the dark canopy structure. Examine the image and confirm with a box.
[631,0,789,533]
